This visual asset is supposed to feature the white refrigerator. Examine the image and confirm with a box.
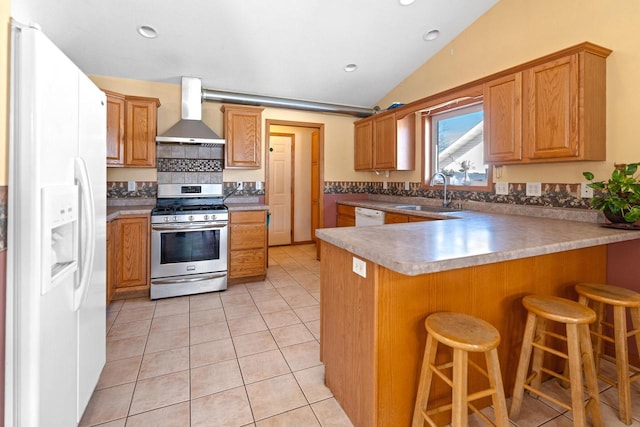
[6,21,107,426]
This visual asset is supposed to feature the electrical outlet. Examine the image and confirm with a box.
[526,182,542,197]
[127,180,136,192]
[236,181,243,190]
[580,182,594,198]
[404,181,410,191]
[255,181,263,190]
[352,257,366,278]
[383,181,388,190]
[495,182,509,195]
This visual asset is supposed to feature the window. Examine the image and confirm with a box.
[424,101,490,189]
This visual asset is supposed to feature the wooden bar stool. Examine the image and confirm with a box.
[412,312,509,427]
[575,282,640,425]
[510,295,602,427]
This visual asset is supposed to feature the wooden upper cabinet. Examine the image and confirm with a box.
[104,89,160,168]
[354,112,415,171]
[354,119,373,170]
[125,96,160,167]
[105,90,125,166]
[483,73,523,163]
[222,105,263,169]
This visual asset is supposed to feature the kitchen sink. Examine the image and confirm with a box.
[393,204,464,213]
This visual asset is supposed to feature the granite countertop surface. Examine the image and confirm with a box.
[107,205,153,221]
[318,199,640,276]
[225,202,269,211]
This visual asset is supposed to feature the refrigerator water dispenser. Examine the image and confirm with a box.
[41,185,79,294]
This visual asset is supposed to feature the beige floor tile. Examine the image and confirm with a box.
[106,335,147,362]
[150,313,189,333]
[506,394,563,427]
[271,323,315,348]
[248,288,281,302]
[190,338,237,368]
[92,418,126,427]
[305,320,321,340]
[232,330,278,358]
[245,374,308,421]
[191,359,244,399]
[293,305,320,322]
[190,320,230,344]
[255,298,292,315]
[189,292,223,312]
[129,371,190,415]
[282,292,318,309]
[228,315,268,336]
[191,386,254,427]
[107,300,124,312]
[106,319,151,341]
[154,296,190,318]
[190,307,226,326]
[124,402,190,427]
[79,383,135,426]
[225,303,261,320]
[145,327,189,354]
[311,398,354,427]
[293,365,333,404]
[224,284,249,295]
[276,285,308,298]
[113,306,155,324]
[262,309,301,329]
[238,349,291,384]
[222,292,255,306]
[280,341,321,372]
[138,346,189,380]
[244,280,274,292]
[96,356,141,390]
[106,310,118,333]
[121,298,156,311]
[255,406,321,426]
[269,276,300,289]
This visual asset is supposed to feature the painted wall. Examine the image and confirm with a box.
[90,75,371,184]
[377,0,640,186]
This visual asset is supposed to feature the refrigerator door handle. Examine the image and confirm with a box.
[74,157,96,311]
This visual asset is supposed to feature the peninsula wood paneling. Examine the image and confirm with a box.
[320,242,607,427]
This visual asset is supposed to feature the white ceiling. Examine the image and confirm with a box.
[11,0,498,109]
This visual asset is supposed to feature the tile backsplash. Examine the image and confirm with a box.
[156,143,224,185]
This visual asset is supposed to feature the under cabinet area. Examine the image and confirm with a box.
[228,210,268,283]
[354,112,415,171]
[104,89,160,167]
[384,212,436,223]
[222,105,263,169]
[336,205,356,227]
[107,213,150,303]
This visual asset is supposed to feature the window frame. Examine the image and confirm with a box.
[420,86,493,192]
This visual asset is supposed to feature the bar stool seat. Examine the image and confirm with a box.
[576,282,640,425]
[510,295,602,427]
[412,312,509,427]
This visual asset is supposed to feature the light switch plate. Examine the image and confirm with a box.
[404,181,410,191]
[383,181,388,190]
[352,257,366,278]
[127,180,136,192]
[580,182,594,198]
[255,181,263,190]
[495,182,509,195]
[526,182,542,197]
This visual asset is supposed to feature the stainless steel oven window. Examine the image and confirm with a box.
[160,229,220,264]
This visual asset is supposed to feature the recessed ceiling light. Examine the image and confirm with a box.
[399,0,415,5]
[137,25,158,39]
[423,29,440,41]
[344,63,358,72]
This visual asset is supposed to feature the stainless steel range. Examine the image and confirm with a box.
[150,184,228,299]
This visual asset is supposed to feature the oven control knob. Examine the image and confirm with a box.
[189,215,194,221]
[172,215,177,222]
[164,217,169,223]
[204,214,209,221]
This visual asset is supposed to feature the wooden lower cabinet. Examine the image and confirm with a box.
[337,205,355,227]
[384,212,438,224]
[107,213,150,302]
[228,210,267,283]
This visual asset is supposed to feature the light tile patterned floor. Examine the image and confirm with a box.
[80,243,640,426]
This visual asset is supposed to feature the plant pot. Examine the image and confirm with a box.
[604,209,632,224]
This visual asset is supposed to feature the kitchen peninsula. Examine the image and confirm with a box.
[315,208,640,427]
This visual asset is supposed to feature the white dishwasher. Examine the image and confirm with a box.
[355,207,385,226]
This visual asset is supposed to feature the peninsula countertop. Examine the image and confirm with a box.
[316,201,640,276]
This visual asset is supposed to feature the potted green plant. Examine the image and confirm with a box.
[583,163,640,223]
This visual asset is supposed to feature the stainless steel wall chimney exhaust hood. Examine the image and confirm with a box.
[156,77,225,144]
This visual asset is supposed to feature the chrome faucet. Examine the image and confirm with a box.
[431,172,452,207]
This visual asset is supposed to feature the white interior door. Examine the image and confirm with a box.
[268,134,293,246]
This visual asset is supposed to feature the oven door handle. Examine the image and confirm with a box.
[151,272,227,285]
[151,222,227,231]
